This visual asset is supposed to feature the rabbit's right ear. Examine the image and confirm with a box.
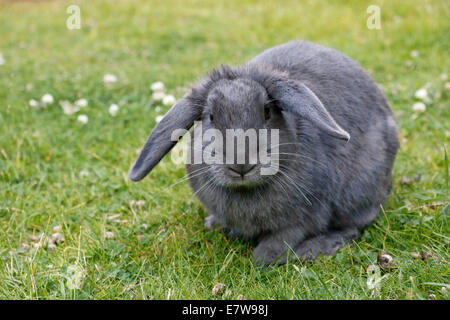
[268,78,350,141]
[129,97,201,181]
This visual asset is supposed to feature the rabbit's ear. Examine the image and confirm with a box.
[269,79,350,141]
[129,97,201,181]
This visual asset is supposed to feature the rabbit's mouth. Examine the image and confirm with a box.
[219,164,267,188]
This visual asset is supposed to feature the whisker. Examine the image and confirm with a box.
[277,169,312,205]
[269,153,345,178]
[191,177,216,199]
[270,152,327,162]
[275,164,328,210]
[147,167,210,201]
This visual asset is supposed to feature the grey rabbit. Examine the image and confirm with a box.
[129,40,399,266]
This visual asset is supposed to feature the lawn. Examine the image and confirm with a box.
[0,0,448,299]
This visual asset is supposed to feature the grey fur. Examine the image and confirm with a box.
[129,41,399,266]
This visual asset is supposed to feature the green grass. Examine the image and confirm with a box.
[0,0,448,299]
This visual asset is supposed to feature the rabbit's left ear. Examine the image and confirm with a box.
[268,79,350,141]
[129,97,201,181]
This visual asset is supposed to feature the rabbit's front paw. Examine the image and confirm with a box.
[253,228,307,266]
[204,216,240,239]
[204,215,219,231]
[294,228,360,260]
[253,240,289,266]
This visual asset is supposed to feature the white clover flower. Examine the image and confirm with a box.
[441,74,448,81]
[77,114,88,124]
[41,93,54,105]
[0,53,5,66]
[74,98,88,108]
[414,88,428,100]
[212,283,226,296]
[445,82,450,91]
[366,264,388,291]
[108,103,119,116]
[80,169,89,177]
[29,99,39,109]
[152,91,165,101]
[410,50,419,58]
[412,102,426,113]
[155,106,162,113]
[155,115,164,123]
[131,199,146,209]
[50,232,64,245]
[162,94,176,106]
[150,81,165,92]
[103,74,118,86]
[60,100,80,115]
[136,200,146,208]
[104,231,115,240]
[66,265,85,290]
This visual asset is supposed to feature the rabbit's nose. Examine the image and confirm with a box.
[226,164,256,177]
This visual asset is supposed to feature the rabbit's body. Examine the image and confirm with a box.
[130,41,399,265]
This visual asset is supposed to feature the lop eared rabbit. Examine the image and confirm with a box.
[129,41,399,266]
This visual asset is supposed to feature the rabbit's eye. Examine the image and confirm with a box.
[209,114,214,122]
[264,107,271,121]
